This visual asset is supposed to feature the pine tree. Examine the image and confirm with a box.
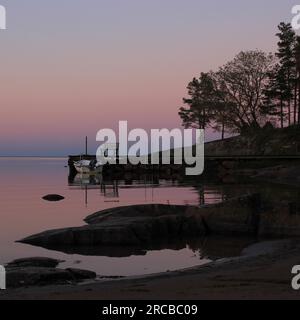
[294,36,300,124]
[276,22,296,126]
[263,64,288,128]
[179,73,215,129]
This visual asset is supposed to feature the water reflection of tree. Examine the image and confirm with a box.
[192,181,300,207]
[186,236,255,260]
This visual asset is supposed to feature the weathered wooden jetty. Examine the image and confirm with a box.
[68,154,185,176]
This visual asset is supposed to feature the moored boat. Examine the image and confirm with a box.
[73,159,103,174]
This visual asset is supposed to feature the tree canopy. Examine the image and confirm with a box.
[179,22,300,138]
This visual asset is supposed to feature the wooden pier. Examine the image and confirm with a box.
[68,154,185,176]
[68,153,300,177]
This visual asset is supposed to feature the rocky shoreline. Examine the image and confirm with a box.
[18,193,300,253]
[1,238,299,300]
[2,185,299,295]
[17,197,259,256]
[4,257,96,288]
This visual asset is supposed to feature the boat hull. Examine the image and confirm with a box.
[73,160,103,174]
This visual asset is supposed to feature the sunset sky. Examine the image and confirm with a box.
[0,0,298,156]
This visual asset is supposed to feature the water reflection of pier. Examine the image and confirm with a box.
[68,173,118,204]
[68,170,230,207]
[100,180,119,200]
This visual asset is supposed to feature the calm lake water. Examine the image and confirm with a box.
[0,157,297,276]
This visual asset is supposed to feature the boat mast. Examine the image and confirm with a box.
[85,136,88,156]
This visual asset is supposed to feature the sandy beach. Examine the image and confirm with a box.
[1,240,300,300]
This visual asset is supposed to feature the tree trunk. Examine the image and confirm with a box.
[221,121,225,140]
[198,119,203,129]
[298,77,300,124]
[288,71,291,126]
[280,95,284,128]
[288,101,291,126]
[294,78,297,124]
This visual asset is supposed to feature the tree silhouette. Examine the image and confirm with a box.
[179,21,300,136]
[275,22,296,125]
[179,73,216,129]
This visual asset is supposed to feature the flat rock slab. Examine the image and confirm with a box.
[84,203,197,224]
[19,198,262,253]
[66,268,97,280]
[6,257,63,269]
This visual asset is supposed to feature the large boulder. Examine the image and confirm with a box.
[199,194,262,235]
[19,198,262,253]
[6,257,63,268]
[6,267,73,288]
[17,195,300,259]
[259,202,300,237]
[84,204,195,224]
[5,258,97,288]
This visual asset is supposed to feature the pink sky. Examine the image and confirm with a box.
[0,0,295,155]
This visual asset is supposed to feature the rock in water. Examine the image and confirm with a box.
[19,204,206,248]
[66,268,96,280]
[6,257,63,268]
[5,257,97,288]
[6,267,73,288]
[42,194,65,202]
[19,196,269,254]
